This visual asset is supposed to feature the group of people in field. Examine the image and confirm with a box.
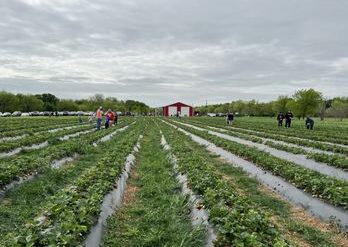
[277,111,314,130]
[95,106,118,130]
[224,110,315,130]
[276,111,294,128]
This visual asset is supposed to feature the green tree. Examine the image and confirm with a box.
[75,100,93,111]
[36,93,59,111]
[214,104,229,113]
[244,100,257,116]
[230,100,246,115]
[329,97,348,120]
[17,94,44,112]
[272,96,291,114]
[57,100,79,111]
[291,89,323,119]
[207,105,216,113]
[257,102,274,116]
[88,94,105,110]
[0,91,19,112]
[318,98,331,120]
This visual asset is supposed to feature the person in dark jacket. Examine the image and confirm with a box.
[305,117,314,130]
[285,111,293,128]
[226,112,234,125]
[277,112,285,127]
[114,111,118,125]
[105,110,111,129]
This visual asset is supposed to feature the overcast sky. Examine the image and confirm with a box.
[0,0,347,107]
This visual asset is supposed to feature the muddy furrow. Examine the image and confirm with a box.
[160,131,216,247]
[84,135,142,247]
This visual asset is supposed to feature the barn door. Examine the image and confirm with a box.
[180,107,190,117]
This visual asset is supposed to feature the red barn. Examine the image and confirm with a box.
[163,102,193,117]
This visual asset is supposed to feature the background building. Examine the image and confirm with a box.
[162,102,193,117]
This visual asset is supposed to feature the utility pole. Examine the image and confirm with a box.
[205,98,208,115]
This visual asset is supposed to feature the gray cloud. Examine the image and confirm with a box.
[0,0,348,107]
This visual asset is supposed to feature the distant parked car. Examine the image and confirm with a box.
[207,113,217,117]
[21,112,30,117]
[125,112,135,116]
[39,112,45,116]
[30,111,40,116]
[12,111,22,117]
[0,112,2,117]
[2,112,11,117]
[63,111,69,116]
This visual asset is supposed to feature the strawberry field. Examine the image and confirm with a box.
[0,116,347,247]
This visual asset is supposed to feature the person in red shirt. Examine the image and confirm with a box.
[109,110,115,126]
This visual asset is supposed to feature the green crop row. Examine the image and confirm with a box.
[159,121,289,247]
[2,122,142,246]
[169,120,348,209]
[0,122,134,240]
[0,117,84,133]
[180,120,348,170]
[195,117,348,145]
[184,118,348,155]
[264,141,348,170]
[0,121,90,139]
[0,124,94,152]
[103,121,204,247]
[0,120,134,188]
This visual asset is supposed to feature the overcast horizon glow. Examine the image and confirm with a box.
[0,0,347,107]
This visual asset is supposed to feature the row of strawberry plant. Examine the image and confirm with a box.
[0,117,85,133]
[189,117,348,146]
[0,124,94,152]
[169,120,348,209]
[0,121,89,139]
[1,122,143,246]
[213,117,348,145]
[0,116,76,128]
[162,122,341,247]
[189,117,348,150]
[103,122,204,246]
[0,120,134,188]
[185,118,348,155]
[159,120,289,247]
[264,141,348,170]
[0,116,128,139]
[181,119,348,170]
[0,122,134,239]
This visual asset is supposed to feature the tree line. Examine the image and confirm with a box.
[0,91,150,114]
[195,89,348,120]
[1,89,346,119]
